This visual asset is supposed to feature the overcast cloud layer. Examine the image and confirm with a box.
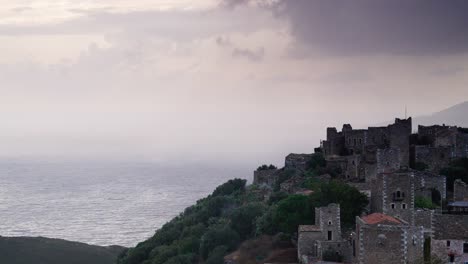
[1,0,467,166]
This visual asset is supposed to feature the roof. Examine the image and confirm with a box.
[298,225,321,232]
[448,201,468,207]
[433,214,468,240]
[361,213,402,225]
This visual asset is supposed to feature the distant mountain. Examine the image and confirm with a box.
[0,236,125,264]
[413,101,468,128]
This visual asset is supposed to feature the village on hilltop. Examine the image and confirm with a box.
[250,117,468,264]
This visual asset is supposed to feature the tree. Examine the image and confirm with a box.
[212,179,246,197]
[199,225,240,259]
[415,196,436,209]
[230,203,267,239]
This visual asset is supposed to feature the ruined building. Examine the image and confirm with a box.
[297,204,349,263]
[353,213,424,264]
[411,125,468,170]
[322,118,412,182]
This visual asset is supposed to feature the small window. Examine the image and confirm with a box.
[463,242,468,253]
[396,191,401,198]
[449,254,455,262]
[447,240,451,247]
[328,221,332,225]
[402,203,407,209]
[391,203,395,209]
[328,231,332,241]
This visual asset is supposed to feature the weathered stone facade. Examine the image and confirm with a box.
[285,153,314,173]
[353,213,424,264]
[253,169,280,188]
[371,172,415,225]
[413,171,447,202]
[413,145,452,172]
[297,204,347,263]
[454,179,468,202]
[431,214,468,264]
[416,125,468,159]
[322,118,411,168]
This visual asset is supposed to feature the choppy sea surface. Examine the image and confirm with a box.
[0,160,248,247]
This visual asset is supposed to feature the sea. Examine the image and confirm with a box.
[0,160,249,247]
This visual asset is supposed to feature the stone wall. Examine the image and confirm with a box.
[388,118,412,167]
[297,226,322,263]
[414,145,452,172]
[414,209,433,231]
[454,179,468,201]
[376,148,401,174]
[432,238,468,264]
[414,171,447,202]
[285,153,314,173]
[432,214,468,264]
[455,131,468,158]
[355,218,406,264]
[371,172,415,225]
[315,203,341,241]
[253,169,280,188]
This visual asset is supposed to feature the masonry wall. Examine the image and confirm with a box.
[297,230,322,262]
[372,172,415,225]
[414,145,452,172]
[414,171,447,202]
[356,221,405,264]
[253,169,280,188]
[454,179,468,201]
[285,153,314,172]
[388,118,412,167]
[315,203,341,241]
[376,148,401,174]
[432,239,468,264]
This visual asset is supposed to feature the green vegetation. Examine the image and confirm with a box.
[256,164,277,171]
[0,236,124,264]
[440,157,468,191]
[118,153,368,264]
[415,196,437,209]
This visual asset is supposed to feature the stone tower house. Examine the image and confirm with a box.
[371,172,415,225]
[315,203,341,241]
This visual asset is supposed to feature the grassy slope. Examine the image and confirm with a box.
[0,236,125,264]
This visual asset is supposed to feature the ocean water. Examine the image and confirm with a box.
[0,160,248,247]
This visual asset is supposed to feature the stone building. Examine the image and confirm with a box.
[413,171,447,204]
[371,172,416,225]
[285,153,314,173]
[412,145,452,172]
[323,118,411,166]
[253,168,281,188]
[322,118,411,183]
[454,179,468,202]
[417,125,468,159]
[431,214,468,264]
[297,204,348,263]
[353,213,424,264]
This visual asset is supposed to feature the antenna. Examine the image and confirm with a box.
[405,105,407,119]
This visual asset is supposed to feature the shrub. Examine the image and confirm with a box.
[212,179,246,197]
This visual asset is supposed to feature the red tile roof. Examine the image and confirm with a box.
[361,213,402,225]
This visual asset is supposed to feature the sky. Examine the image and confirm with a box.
[1,0,468,166]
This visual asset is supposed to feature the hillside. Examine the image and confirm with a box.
[0,236,125,264]
[117,158,368,264]
[413,101,468,127]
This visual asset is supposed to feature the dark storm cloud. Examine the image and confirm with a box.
[225,0,468,55]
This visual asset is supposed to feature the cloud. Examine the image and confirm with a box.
[232,47,265,62]
[224,0,468,56]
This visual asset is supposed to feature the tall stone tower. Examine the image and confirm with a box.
[315,203,341,241]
